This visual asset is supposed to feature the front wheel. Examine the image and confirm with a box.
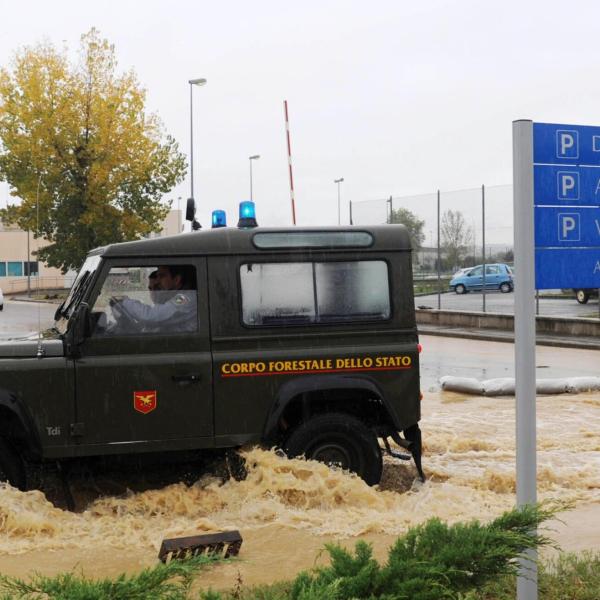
[284,413,383,485]
[499,282,513,293]
[576,289,590,304]
[455,284,467,295]
[0,438,26,489]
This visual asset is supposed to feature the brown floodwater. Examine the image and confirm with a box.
[1,387,599,589]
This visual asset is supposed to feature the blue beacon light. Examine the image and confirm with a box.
[211,210,227,228]
[237,201,258,228]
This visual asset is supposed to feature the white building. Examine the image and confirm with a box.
[0,209,181,294]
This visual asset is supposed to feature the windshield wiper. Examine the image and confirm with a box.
[61,271,91,319]
[54,299,67,321]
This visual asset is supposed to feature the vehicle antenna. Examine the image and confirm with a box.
[36,173,44,359]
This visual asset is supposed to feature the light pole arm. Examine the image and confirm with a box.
[250,159,253,202]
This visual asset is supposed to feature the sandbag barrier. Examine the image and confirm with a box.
[439,375,600,396]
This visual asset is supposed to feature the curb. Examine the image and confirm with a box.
[417,325,600,351]
[9,297,62,305]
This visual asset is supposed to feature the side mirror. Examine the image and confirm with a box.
[185,198,196,222]
[186,198,202,231]
[65,303,91,357]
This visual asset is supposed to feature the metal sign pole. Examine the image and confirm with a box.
[482,184,486,313]
[437,189,441,310]
[513,119,537,600]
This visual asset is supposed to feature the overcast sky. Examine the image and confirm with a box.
[2,0,600,242]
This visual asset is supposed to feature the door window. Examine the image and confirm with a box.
[469,266,483,277]
[91,265,198,336]
[485,265,500,275]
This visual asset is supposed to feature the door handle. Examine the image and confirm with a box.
[172,374,201,385]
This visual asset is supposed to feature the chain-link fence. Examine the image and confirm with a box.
[351,184,600,319]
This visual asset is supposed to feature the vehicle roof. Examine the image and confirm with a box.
[89,225,412,258]
[471,263,510,267]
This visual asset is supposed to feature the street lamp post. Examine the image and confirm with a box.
[334,178,344,225]
[249,155,260,201]
[188,77,207,210]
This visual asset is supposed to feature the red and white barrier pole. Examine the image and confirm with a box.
[284,100,297,225]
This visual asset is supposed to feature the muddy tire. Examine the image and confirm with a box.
[284,413,383,485]
[0,438,26,489]
[575,289,590,304]
[455,284,467,294]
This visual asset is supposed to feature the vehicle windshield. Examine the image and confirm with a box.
[55,255,102,334]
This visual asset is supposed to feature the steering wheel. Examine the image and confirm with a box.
[109,298,140,334]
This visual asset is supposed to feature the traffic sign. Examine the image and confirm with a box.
[533,122,600,289]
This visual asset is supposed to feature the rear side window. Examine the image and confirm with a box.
[240,260,390,326]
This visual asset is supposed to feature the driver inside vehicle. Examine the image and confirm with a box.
[104,265,197,334]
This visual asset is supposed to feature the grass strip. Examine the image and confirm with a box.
[0,553,221,600]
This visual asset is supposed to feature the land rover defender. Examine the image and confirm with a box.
[0,224,423,492]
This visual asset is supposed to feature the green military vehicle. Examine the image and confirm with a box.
[0,219,423,494]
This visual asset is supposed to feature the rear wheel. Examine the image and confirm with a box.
[455,284,467,295]
[284,413,383,485]
[499,282,512,293]
[0,438,26,489]
[576,289,590,304]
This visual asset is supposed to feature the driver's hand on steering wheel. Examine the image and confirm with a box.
[109,295,127,307]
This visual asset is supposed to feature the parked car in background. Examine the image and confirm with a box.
[449,263,514,294]
[0,288,3,311]
[573,288,599,304]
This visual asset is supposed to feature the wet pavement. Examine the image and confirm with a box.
[0,297,56,340]
[419,334,600,388]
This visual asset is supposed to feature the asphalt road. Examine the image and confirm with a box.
[416,290,600,318]
[419,333,600,388]
[0,298,57,340]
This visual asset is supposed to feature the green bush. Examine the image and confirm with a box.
[0,554,220,600]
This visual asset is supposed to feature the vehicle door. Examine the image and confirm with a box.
[209,252,418,441]
[466,266,483,290]
[72,259,213,453]
[484,265,500,289]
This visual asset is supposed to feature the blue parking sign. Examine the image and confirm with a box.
[534,122,600,289]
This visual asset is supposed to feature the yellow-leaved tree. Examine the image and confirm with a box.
[0,28,186,272]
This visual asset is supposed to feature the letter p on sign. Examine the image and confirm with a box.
[558,213,580,241]
[557,171,579,200]
[556,130,579,158]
